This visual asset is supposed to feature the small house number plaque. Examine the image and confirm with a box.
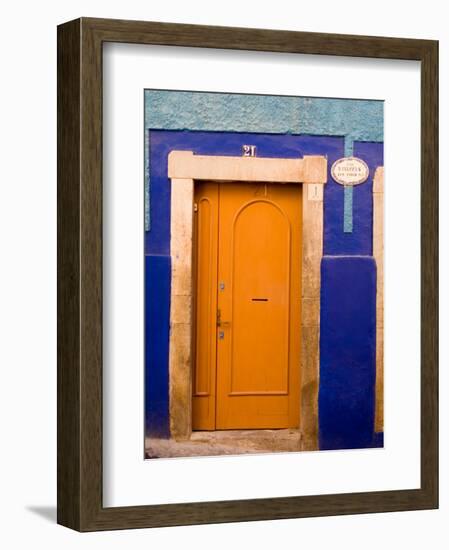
[242,144,257,157]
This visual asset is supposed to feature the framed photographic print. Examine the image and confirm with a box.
[57,17,438,531]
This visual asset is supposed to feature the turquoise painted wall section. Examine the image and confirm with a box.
[343,137,354,233]
[144,90,384,230]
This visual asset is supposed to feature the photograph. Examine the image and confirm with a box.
[143,89,384,459]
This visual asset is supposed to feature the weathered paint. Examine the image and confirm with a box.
[319,256,377,450]
[145,91,383,138]
[144,90,383,229]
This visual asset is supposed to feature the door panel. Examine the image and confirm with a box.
[192,182,219,430]
[228,199,290,395]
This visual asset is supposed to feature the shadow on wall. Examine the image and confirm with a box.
[26,506,57,523]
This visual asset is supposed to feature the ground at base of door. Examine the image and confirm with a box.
[145,429,303,459]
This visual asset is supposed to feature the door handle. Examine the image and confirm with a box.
[216,309,231,327]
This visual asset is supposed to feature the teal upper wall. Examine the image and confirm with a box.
[144,90,384,230]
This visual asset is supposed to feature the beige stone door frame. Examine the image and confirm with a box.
[373,166,384,433]
[167,151,327,450]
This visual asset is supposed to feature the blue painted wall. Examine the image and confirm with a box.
[145,126,383,450]
[145,255,171,437]
[319,256,377,450]
[319,139,383,449]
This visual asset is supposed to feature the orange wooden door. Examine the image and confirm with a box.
[192,181,302,430]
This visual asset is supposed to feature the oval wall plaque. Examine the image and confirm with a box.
[331,157,369,186]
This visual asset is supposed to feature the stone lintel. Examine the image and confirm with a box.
[168,150,327,184]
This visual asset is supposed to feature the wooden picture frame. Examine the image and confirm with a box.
[57,17,438,531]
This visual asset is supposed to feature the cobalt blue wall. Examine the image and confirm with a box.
[145,255,170,437]
[145,129,383,450]
[319,257,377,450]
[318,139,384,449]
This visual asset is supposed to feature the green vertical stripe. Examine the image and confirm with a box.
[343,186,353,233]
[343,137,354,233]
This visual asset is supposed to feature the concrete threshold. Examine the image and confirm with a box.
[145,428,303,459]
